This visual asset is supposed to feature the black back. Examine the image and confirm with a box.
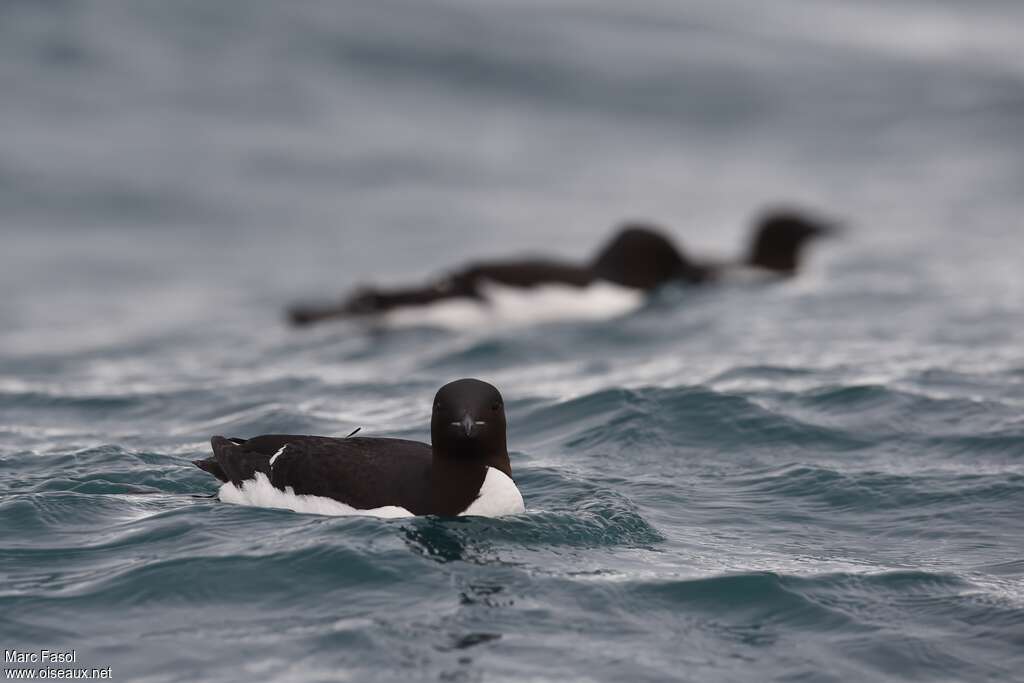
[452,260,594,290]
[591,224,708,289]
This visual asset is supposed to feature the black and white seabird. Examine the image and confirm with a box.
[287,207,839,326]
[192,378,525,518]
[740,210,839,276]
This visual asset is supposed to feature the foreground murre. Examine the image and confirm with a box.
[193,379,525,517]
[287,208,838,326]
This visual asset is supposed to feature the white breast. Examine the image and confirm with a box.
[459,467,526,517]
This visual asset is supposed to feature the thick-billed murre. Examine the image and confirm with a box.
[193,378,524,517]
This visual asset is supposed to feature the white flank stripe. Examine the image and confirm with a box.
[218,472,413,518]
[382,282,643,330]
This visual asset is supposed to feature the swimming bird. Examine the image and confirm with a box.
[192,378,525,517]
[742,209,839,276]
[287,208,838,325]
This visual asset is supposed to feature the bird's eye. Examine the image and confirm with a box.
[434,402,441,411]
[491,401,502,411]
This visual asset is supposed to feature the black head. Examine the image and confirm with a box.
[747,209,840,274]
[591,223,706,289]
[430,378,508,464]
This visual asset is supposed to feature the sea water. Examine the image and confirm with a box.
[1,0,1022,680]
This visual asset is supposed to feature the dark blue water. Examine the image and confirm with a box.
[2,1,1024,681]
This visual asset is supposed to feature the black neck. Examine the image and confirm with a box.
[428,448,512,516]
[747,247,799,273]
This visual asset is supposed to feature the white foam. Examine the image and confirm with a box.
[268,445,287,467]
[460,467,526,517]
[381,281,644,330]
[218,472,414,518]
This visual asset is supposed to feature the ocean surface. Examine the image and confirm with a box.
[2,1,1024,681]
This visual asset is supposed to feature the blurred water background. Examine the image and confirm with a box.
[2,0,1023,681]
